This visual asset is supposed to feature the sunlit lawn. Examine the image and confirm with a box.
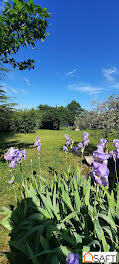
[0,127,118,257]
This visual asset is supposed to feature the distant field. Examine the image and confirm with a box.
[0,128,118,255]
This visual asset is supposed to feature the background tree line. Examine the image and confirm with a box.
[0,100,83,133]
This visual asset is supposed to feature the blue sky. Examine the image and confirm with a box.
[1,0,119,110]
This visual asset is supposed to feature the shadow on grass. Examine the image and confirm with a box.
[0,132,34,162]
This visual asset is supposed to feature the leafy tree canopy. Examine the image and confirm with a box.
[0,0,50,70]
[66,100,84,126]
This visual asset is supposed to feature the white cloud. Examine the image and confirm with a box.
[66,69,77,77]
[68,84,103,94]
[111,82,119,89]
[24,77,31,86]
[10,87,18,94]
[103,67,117,82]
[0,82,18,95]
[21,89,27,94]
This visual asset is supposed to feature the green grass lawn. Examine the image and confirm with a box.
[0,128,118,256]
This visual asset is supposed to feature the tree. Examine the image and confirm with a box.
[41,107,61,130]
[0,0,50,70]
[75,95,119,140]
[66,100,84,126]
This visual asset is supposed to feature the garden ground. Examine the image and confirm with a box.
[0,128,118,263]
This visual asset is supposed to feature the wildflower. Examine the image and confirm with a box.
[65,134,71,146]
[34,137,41,151]
[21,149,27,160]
[72,146,78,154]
[92,160,109,177]
[90,139,110,187]
[90,171,108,186]
[93,150,110,162]
[84,140,89,146]
[65,134,69,140]
[82,132,89,146]
[109,150,116,159]
[9,175,15,185]
[9,160,15,168]
[66,139,71,146]
[109,139,119,159]
[66,252,79,264]
[78,142,83,149]
[5,147,27,168]
[83,132,89,137]
[63,145,69,152]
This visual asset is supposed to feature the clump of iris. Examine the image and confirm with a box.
[109,139,119,159]
[34,137,41,151]
[66,252,79,264]
[5,147,27,168]
[90,139,110,186]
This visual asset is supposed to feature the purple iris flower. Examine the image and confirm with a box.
[113,139,119,144]
[109,139,119,159]
[65,134,69,140]
[65,135,71,147]
[78,142,83,149]
[82,132,89,146]
[83,132,89,137]
[9,160,15,168]
[84,140,89,146]
[5,147,27,168]
[109,150,116,159]
[72,146,78,154]
[63,145,69,152]
[8,176,15,185]
[92,161,109,177]
[66,252,79,264]
[90,171,108,186]
[21,149,27,160]
[6,147,16,161]
[34,137,41,151]
[100,139,107,145]
[9,179,14,185]
[90,139,110,187]
[93,150,110,161]
[66,139,71,146]
[97,143,104,151]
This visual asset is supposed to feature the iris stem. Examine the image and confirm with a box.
[65,152,69,180]
[13,184,17,203]
[114,159,118,184]
[20,162,24,183]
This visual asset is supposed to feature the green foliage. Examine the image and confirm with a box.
[0,0,50,70]
[38,105,67,130]
[0,169,119,263]
[37,101,84,130]
[0,108,42,133]
[75,95,119,139]
[41,107,61,130]
[10,109,37,133]
[66,100,84,126]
